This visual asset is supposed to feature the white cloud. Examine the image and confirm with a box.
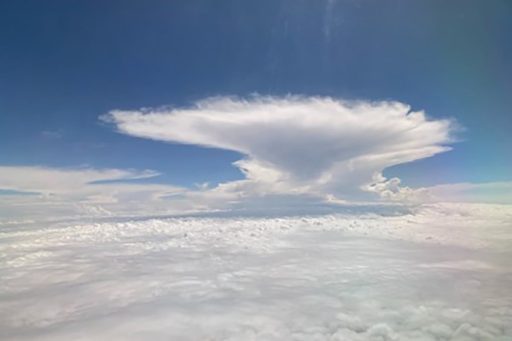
[2,97,509,221]
[2,203,511,340]
[40,130,63,139]
[426,181,512,204]
[0,166,159,193]
[104,96,455,203]
[0,166,185,222]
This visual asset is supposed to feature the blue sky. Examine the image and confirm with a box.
[0,1,511,219]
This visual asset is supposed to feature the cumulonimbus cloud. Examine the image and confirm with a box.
[104,96,456,202]
[3,97,510,222]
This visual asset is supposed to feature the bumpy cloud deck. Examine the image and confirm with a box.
[2,203,511,340]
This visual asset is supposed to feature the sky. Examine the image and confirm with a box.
[0,0,511,220]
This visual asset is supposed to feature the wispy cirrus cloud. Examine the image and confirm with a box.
[40,130,63,140]
[0,166,184,222]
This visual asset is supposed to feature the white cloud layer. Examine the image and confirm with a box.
[104,96,455,202]
[0,166,185,222]
[1,204,511,340]
[427,181,512,204]
[2,163,509,223]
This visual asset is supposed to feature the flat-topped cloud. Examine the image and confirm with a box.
[105,96,455,201]
[3,96,509,221]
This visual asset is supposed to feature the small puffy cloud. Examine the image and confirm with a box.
[104,96,455,202]
[364,173,432,202]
